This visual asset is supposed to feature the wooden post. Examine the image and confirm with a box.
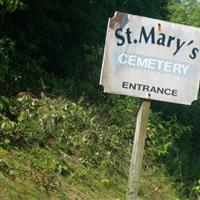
[127,99,151,200]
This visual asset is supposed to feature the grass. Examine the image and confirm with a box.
[0,148,182,200]
[0,148,128,200]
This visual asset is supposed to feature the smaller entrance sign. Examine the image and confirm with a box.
[100,12,200,105]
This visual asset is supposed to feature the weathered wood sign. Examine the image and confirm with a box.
[100,11,200,105]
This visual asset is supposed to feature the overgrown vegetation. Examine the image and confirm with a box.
[0,95,194,199]
[0,0,199,199]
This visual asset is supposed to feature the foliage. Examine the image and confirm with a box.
[0,94,195,199]
[145,112,195,198]
[140,165,181,200]
[168,0,200,26]
[146,112,191,159]
[0,0,168,96]
[0,95,132,166]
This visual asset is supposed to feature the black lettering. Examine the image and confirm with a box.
[150,86,156,93]
[167,36,175,47]
[173,39,185,55]
[172,89,178,96]
[115,28,125,46]
[164,88,171,95]
[157,33,166,46]
[157,87,164,94]
[122,82,129,89]
[126,28,132,44]
[187,40,194,46]
[129,83,136,89]
[137,84,143,90]
[122,82,177,97]
[189,47,199,59]
[139,26,155,44]
[143,85,150,91]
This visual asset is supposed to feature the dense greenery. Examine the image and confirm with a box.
[0,0,199,199]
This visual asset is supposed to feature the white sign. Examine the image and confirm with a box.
[100,12,200,105]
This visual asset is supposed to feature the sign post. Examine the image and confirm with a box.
[100,11,200,200]
[127,99,150,200]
